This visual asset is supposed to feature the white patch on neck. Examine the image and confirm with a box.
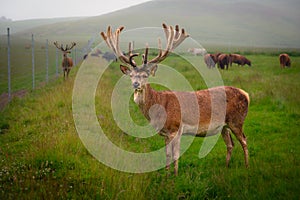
[134,90,143,104]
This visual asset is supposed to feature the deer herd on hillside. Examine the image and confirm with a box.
[54,23,292,175]
[54,24,291,80]
[202,52,291,70]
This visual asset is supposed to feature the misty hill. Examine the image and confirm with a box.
[4,0,300,48]
[0,17,86,35]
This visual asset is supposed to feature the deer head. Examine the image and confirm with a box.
[100,23,189,92]
[54,41,76,57]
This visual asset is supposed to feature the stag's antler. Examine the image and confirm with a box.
[101,26,138,67]
[147,23,189,64]
[100,23,189,67]
[54,41,76,52]
[66,42,76,51]
[54,41,64,51]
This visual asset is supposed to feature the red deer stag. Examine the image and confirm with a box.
[279,53,291,68]
[204,53,221,69]
[101,24,250,175]
[218,53,230,70]
[54,41,76,79]
[229,54,251,67]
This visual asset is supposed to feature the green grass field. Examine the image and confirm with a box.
[0,51,299,199]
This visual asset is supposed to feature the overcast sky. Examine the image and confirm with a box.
[0,0,152,21]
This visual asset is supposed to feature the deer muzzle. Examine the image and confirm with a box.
[133,82,140,89]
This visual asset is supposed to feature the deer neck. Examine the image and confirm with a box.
[63,56,69,66]
[134,84,157,119]
[134,83,149,104]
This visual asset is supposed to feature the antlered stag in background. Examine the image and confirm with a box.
[54,41,76,79]
[279,53,291,68]
[101,23,250,175]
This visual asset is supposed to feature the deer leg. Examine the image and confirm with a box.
[164,136,172,171]
[67,68,70,78]
[171,131,182,176]
[230,126,249,168]
[63,68,66,80]
[221,127,234,167]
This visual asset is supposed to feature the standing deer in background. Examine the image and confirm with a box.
[54,41,76,79]
[279,53,291,68]
[101,23,250,175]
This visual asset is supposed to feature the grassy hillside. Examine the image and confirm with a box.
[0,52,299,199]
[9,0,300,48]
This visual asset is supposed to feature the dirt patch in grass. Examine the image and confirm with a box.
[0,89,27,110]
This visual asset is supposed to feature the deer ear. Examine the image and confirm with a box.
[120,65,131,75]
[150,64,158,76]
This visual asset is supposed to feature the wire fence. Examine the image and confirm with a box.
[0,28,85,105]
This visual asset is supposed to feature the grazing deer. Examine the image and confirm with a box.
[101,24,250,175]
[279,53,291,68]
[54,41,76,79]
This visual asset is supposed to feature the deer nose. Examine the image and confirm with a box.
[133,82,140,89]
